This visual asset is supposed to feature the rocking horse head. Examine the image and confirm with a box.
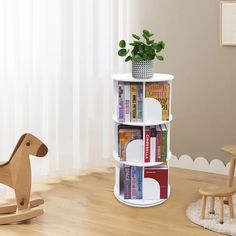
[10,133,48,160]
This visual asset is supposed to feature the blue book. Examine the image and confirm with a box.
[136,167,143,199]
[124,166,131,199]
[131,167,137,199]
[137,83,143,122]
[118,82,125,122]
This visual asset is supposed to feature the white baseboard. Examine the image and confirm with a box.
[170,154,235,176]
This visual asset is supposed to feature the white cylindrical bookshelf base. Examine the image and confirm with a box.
[113,185,171,208]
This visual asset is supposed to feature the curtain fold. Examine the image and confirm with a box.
[0,0,130,181]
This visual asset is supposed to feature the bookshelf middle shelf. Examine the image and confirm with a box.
[113,151,172,167]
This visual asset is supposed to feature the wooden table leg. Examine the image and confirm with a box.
[219,197,224,224]
[200,195,207,220]
[209,196,215,214]
[227,157,236,187]
[228,196,235,218]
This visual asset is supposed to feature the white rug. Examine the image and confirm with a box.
[186,196,236,236]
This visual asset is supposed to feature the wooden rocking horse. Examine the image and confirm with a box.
[0,133,48,224]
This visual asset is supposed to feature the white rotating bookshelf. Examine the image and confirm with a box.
[112,73,174,207]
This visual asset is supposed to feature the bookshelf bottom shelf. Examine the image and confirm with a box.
[113,185,171,208]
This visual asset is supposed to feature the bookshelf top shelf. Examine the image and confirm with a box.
[112,73,174,82]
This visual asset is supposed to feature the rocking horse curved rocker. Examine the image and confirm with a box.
[0,133,48,224]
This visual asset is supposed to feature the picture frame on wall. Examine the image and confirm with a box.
[220,1,236,45]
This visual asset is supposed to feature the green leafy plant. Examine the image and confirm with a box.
[118,29,165,62]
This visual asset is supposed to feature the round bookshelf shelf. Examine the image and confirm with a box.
[113,152,172,167]
[112,114,173,126]
[112,73,174,82]
[113,185,171,208]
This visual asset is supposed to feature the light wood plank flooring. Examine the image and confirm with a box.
[0,167,231,236]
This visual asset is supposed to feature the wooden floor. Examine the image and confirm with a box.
[0,167,230,236]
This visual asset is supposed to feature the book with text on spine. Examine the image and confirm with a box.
[150,126,156,162]
[118,82,125,122]
[161,124,168,162]
[131,166,137,199]
[137,83,143,122]
[136,167,143,199]
[130,83,137,122]
[124,166,131,199]
[144,126,150,162]
[124,83,130,122]
[156,125,162,162]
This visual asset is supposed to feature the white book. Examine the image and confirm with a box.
[150,126,156,162]
[124,83,130,122]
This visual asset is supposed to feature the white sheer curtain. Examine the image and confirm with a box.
[0,0,130,181]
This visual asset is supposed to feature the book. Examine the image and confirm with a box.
[136,167,143,199]
[137,83,143,122]
[161,124,168,162]
[144,166,168,199]
[156,125,162,162]
[119,165,125,195]
[145,82,170,121]
[124,166,131,199]
[130,83,137,122]
[144,127,150,162]
[124,83,130,122]
[150,126,156,162]
[118,82,125,122]
[118,125,142,161]
[131,166,137,199]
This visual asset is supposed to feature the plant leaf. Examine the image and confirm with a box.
[156,55,164,61]
[118,49,128,57]
[119,40,126,48]
[143,29,150,36]
[133,54,143,61]
[125,56,132,62]
[132,34,140,40]
[158,41,165,49]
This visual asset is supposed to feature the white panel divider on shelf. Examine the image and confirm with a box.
[126,139,143,163]
[112,73,174,207]
[143,98,162,123]
[143,178,160,200]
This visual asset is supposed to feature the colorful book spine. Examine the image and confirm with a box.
[137,83,143,122]
[136,167,143,199]
[124,166,131,199]
[150,126,156,162]
[131,166,137,199]
[124,83,130,122]
[161,124,168,162]
[145,82,170,121]
[156,125,162,162]
[118,82,125,122]
[130,84,137,122]
[144,127,150,162]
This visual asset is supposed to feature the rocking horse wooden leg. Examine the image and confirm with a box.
[0,198,44,214]
[0,208,44,225]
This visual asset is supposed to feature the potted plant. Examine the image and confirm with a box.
[118,29,165,79]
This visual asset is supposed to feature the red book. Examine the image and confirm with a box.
[144,127,150,162]
[144,167,168,199]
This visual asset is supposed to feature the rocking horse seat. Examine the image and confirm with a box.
[0,133,48,224]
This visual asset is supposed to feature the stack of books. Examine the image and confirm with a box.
[120,165,168,200]
[118,82,170,122]
[144,124,168,163]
